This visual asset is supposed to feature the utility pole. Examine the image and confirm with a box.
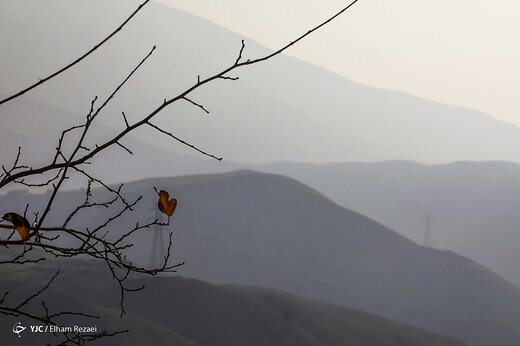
[148,203,166,269]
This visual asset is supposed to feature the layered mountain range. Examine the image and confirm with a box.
[3,171,520,345]
[2,1,520,345]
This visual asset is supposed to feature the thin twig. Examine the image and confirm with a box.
[147,122,222,161]
[0,0,151,106]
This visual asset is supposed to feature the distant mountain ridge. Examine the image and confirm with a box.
[3,0,520,163]
[255,160,520,287]
[0,97,230,189]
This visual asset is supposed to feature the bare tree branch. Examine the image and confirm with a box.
[0,0,151,106]
[147,122,223,161]
[0,1,361,344]
[183,97,210,114]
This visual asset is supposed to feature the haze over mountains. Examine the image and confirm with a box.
[4,0,520,163]
[257,160,520,287]
[3,170,520,345]
[0,97,227,187]
[3,1,520,345]
[4,98,520,293]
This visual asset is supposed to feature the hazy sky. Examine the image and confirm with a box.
[155,0,520,126]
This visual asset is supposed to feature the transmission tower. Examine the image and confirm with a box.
[423,213,434,248]
[148,203,166,269]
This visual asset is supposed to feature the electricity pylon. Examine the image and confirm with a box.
[423,213,434,248]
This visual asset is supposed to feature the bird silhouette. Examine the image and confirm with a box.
[2,212,31,241]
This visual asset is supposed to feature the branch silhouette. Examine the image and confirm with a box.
[0,0,150,106]
[0,1,361,344]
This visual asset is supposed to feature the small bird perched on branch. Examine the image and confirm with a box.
[2,212,31,241]
[153,187,177,223]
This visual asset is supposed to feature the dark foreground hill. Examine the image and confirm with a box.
[0,260,465,346]
[3,170,520,345]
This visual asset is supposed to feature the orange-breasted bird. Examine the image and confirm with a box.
[2,212,31,241]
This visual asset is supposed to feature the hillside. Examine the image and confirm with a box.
[256,160,520,287]
[3,170,520,345]
[0,260,465,346]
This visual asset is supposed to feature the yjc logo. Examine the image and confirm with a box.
[12,322,26,337]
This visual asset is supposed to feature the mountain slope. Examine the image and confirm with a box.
[0,260,465,346]
[256,160,520,287]
[3,170,520,345]
[3,0,520,163]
